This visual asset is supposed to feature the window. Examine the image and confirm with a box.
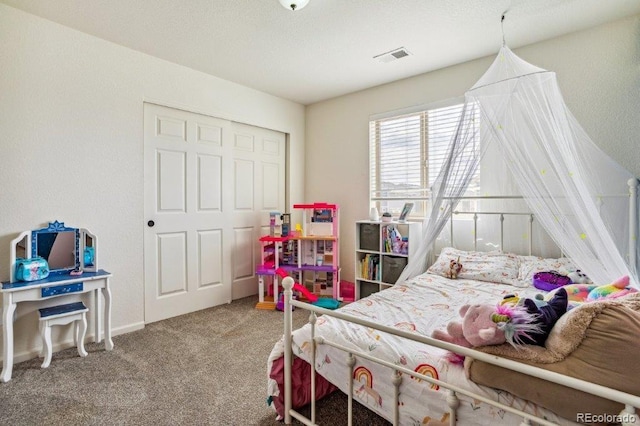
[369,101,480,219]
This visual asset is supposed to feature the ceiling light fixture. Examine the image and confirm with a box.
[279,0,310,11]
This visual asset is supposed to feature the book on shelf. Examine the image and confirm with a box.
[382,225,405,254]
[360,254,380,281]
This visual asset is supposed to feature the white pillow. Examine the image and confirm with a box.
[517,256,577,284]
[427,247,523,286]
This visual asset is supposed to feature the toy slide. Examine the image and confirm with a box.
[275,268,318,302]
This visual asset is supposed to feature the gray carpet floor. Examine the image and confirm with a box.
[0,296,390,425]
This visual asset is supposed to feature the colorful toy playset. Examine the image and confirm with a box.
[274,268,340,311]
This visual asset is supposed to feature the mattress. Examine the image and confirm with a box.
[268,272,579,425]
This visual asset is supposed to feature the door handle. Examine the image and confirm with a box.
[147,220,155,227]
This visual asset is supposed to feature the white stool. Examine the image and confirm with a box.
[38,302,88,369]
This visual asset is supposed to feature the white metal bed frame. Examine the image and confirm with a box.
[280,181,640,426]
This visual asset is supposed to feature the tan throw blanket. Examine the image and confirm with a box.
[465,293,640,422]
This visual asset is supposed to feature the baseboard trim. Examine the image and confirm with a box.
[3,321,146,364]
[113,321,145,336]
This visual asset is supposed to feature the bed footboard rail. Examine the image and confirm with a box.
[281,278,640,426]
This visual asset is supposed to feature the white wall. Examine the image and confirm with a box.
[305,15,640,283]
[0,4,305,360]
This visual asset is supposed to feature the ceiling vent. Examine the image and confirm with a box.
[374,47,412,63]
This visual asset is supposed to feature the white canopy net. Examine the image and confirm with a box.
[399,46,639,289]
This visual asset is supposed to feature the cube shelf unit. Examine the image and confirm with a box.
[355,220,421,300]
[255,203,342,309]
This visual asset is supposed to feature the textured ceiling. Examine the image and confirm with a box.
[3,0,640,105]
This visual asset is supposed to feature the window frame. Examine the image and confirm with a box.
[369,97,479,220]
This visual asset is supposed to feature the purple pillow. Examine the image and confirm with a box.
[533,271,572,292]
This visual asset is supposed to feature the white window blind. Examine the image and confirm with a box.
[369,102,480,218]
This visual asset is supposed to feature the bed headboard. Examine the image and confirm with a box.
[431,187,639,279]
[432,196,563,262]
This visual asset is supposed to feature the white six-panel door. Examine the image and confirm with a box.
[143,103,285,323]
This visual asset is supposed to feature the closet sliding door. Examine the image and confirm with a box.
[143,103,285,323]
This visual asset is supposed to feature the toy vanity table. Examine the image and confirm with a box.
[1,221,113,382]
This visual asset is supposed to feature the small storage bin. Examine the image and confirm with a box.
[359,281,379,299]
[359,223,380,251]
[381,256,408,284]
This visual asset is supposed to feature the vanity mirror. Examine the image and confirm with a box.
[9,220,98,283]
[32,222,79,272]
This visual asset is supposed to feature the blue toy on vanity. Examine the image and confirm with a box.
[14,257,49,282]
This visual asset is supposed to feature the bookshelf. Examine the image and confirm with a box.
[355,220,421,300]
